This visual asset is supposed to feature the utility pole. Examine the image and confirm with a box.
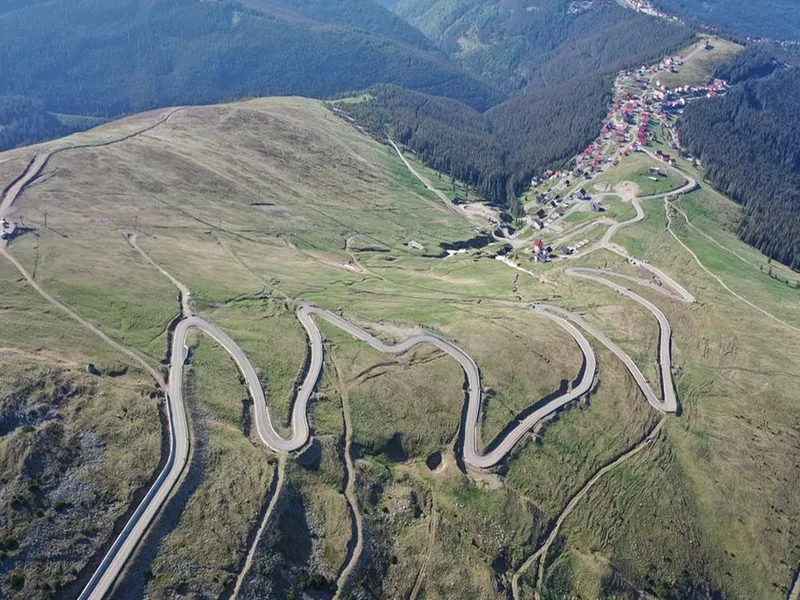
[134,215,138,232]
[43,211,48,229]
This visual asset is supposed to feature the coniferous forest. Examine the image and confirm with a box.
[651,0,800,41]
[339,0,694,208]
[341,77,612,207]
[679,55,800,268]
[0,0,499,150]
[1,0,797,267]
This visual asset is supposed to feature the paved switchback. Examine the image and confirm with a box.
[76,133,689,598]
[82,238,689,594]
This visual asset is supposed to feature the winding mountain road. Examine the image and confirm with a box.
[77,234,683,597]
[168,295,679,469]
[1,108,181,227]
[0,110,189,600]
[0,118,693,599]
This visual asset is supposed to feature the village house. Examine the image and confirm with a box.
[532,238,552,263]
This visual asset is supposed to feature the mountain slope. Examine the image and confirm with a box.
[652,0,800,40]
[342,0,694,207]
[0,0,501,151]
[391,0,694,92]
[679,58,800,268]
[237,0,436,48]
[340,76,612,204]
[1,97,798,599]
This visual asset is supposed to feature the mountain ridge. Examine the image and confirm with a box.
[0,0,502,151]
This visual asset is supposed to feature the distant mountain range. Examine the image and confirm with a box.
[0,0,501,150]
[652,0,800,41]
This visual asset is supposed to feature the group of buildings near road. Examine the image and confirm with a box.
[518,44,729,265]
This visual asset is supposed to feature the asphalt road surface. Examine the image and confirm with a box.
[78,142,693,599]
[0,116,691,599]
[166,299,679,470]
[1,109,181,229]
[77,255,686,598]
[0,154,51,224]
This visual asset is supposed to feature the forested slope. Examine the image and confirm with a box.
[679,57,800,268]
[237,0,435,48]
[392,0,693,92]
[342,0,693,207]
[342,77,611,205]
[652,0,800,40]
[0,0,500,151]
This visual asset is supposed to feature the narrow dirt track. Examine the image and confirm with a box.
[0,109,193,600]
[665,199,800,334]
[331,358,364,600]
[0,119,692,600]
[392,139,692,599]
[89,232,683,600]
[0,108,181,223]
[231,454,286,600]
[408,493,438,600]
[511,418,666,600]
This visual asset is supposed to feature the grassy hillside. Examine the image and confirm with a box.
[0,258,163,599]
[679,58,800,268]
[1,98,798,598]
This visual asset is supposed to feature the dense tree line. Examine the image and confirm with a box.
[714,47,781,84]
[341,0,692,209]
[0,0,501,151]
[237,0,436,50]
[679,65,800,268]
[0,96,72,151]
[341,76,611,206]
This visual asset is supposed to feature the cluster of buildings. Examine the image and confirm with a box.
[531,191,572,229]
[580,92,655,164]
[582,68,728,167]
[1,218,11,241]
[649,54,684,79]
[515,41,733,262]
[654,150,678,165]
[657,79,728,113]
[627,0,680,21]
